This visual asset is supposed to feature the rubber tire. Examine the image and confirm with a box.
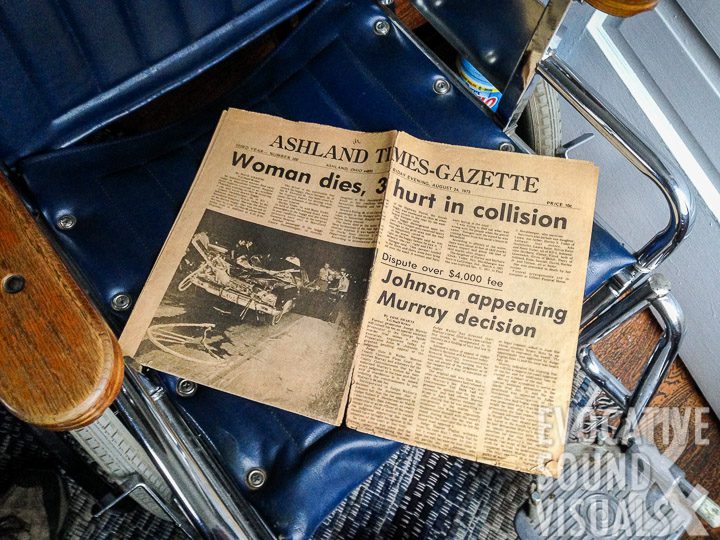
[516,78,563,157]
[70,409,173,520]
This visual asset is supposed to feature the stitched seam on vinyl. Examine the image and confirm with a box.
[92,130,210,184]
[97,131,213,177]
[267,409,301,452]
[115,2,148,65]
[228,0,341,100]
[24,122,211,171]
[0,4,54,114]
[170,1,193,45]
[22,8,343,169]
[49,0,103,92]
[336,39,433,140]
[143,164,180,206]
[243,34,342,106]
[257,96,284,116]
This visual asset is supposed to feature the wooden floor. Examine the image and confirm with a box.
[594,311,720,537]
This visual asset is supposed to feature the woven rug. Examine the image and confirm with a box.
[0,406,182,540]
[315,445,532,540]
[1,368,600,539]
[315,368,599,540]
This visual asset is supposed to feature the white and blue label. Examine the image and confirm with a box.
[458,57,502,112]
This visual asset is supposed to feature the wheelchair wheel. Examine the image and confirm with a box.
[516,78,563,156]
[70,409,174,521]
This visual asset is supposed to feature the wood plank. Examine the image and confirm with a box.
[595,310,720,535]
[585,0,658,17]
[0,176,123,430]
[395,1,426,30]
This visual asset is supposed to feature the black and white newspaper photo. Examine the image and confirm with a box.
[121,109,395,424]
[133,210,374,423]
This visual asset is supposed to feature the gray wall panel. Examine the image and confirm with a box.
[679,0,720,59]
[558,2,720,415]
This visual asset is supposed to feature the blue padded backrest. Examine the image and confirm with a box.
[19,0,516,331]
[0,0,311,164]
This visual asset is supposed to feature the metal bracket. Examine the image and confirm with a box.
[555,132,594,159]
[577,274,684,441]
[523,54,694,323]
[537,55,694,273]
[93,474,195,538]
[516,437,720,537]
[114,365,277,539]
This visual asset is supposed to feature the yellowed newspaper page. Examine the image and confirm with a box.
[121,108,396,425]
[346,131,598,475]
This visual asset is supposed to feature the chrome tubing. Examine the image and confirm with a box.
[537,55,694,322]
[577,274,684,440]
[537,54,694,272]
[115,365,276,540]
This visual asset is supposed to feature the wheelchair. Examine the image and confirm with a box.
[0,0,710,538]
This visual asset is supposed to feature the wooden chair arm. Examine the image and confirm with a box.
[585,0,658,17]
[0,176,123,430]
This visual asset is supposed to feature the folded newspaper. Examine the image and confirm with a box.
[120,108,598,476]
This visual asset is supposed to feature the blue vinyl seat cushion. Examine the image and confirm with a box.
[15,0,636,538]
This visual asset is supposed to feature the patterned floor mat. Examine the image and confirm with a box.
[0,406,182,540]
[1,368,599,539]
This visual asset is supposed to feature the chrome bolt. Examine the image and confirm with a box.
[498,142,516,152]
[433,78,451,95]
[2,274,25,294]
[246,468,267,490]
[56,214,77,230]
[373,19,390,36]
[111,293,132,312]
[149,387,165,402]
[176,379,197,398]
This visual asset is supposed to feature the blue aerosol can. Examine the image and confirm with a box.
[457,57,502,112]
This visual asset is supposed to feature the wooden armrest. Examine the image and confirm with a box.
[0,176,123,430]
[585,0,658,17]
